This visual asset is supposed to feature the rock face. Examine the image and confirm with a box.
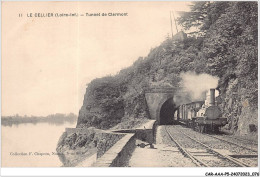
[56,128,125,166]
[219,78,258,135]
[77,74,151,130]
[76,2,257,135]
[172,31,187,41]
[56,128,97,166]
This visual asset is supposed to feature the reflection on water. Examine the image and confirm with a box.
[2,122,76,167]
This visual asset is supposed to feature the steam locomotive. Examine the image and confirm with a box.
[176,89,227,133]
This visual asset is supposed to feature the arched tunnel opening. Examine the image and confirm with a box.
[159,97,177,125]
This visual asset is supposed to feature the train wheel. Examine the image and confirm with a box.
[200,125,205,133]
[195,123,199,132]
[192,123,196,130]
[198,125,201,133]
[206,125,211,133]
[204,125,207,133]
[214,126,220,133]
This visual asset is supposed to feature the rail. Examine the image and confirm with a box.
[176,129,250,167]
[229,136,258,146]
[206,134,257,153]
[165,126,208,167]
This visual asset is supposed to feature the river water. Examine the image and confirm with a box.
[1,122,76,167]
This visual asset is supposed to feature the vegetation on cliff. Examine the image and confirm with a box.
[77,2,257,134]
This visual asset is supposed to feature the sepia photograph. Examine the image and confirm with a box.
[1,1,259,176]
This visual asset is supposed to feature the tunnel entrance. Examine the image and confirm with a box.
[159,97,177,125]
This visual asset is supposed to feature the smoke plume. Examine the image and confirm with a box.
[174,72,219,105]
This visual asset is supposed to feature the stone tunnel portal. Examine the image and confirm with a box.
[159,97,177,125]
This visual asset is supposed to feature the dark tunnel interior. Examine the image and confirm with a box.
[159,97,177,125]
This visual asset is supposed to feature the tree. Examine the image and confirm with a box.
[177,2,230,35]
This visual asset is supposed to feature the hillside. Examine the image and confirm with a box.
[76,1,257,135]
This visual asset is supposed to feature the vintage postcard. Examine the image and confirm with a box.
[1,1,258,176]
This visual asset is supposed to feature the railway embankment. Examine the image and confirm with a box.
[56,127,125,166]
[93,120,157,167]
[56,120,157,167]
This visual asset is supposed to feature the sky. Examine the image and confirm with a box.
[2,1,191,116]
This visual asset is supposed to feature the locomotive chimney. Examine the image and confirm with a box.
[209,88,215,106]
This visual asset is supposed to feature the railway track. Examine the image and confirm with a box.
[164,126,208,167]
[205,134,257,153]
[165,126,250,167]
[222,135,258,146]
[178,125,258,153]
[176,125,258,166]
